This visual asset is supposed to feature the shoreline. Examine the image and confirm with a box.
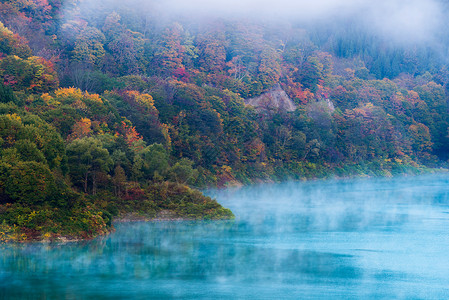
[1,210,231,244]
[215,166,449,189]
[112,210,191,223]
[2,169,447,244]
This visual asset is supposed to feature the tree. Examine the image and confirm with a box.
[153,23,186,76]
[0,55,58,92]
[0,81,16,104]
[67,117,92,141]
[102,13,145,76]
[106,30,145,75]
[20,114,66,170]
[72,26,106,67]
[297,56,323,93]
[4,161,54,205]
[0,160,12,204]
[408,123,433,157]
[141,143,170,180]
[168,158,198,185]
[0,21,32,58]
[66,137,113,194]
[13,139,47,163]
[0,113,65,170]
[258,48,282,90]
[112,164,126,197]
[196,31,226,73]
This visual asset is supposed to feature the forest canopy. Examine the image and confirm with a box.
[0,0,448,241]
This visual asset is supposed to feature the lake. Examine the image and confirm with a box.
[2,174,449,299]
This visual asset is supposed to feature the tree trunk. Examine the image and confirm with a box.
[92,172,97,195]
[84,171,88,193]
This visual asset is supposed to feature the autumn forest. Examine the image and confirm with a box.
[1,0,449,241]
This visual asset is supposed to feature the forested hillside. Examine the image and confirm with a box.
[0,0,448,241]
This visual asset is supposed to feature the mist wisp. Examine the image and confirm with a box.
[69,0,447,45]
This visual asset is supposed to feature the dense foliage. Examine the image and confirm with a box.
[1,0,448,241]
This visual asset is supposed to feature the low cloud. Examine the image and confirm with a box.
[71,0,446,45]
[155,0,444,43]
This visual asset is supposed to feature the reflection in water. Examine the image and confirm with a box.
[2,174,449,299]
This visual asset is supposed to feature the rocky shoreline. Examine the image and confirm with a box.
[113,210,188,223]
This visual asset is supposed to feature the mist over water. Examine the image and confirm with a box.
[2,174,449,299]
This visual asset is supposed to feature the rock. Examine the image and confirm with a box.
[245,84,296,112]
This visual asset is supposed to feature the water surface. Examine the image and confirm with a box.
[2,174,449,299]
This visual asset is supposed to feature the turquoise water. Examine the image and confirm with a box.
[2,174,449,299]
